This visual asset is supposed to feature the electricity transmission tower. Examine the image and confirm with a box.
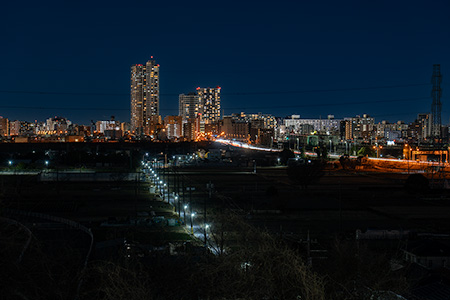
[431,64,442,141]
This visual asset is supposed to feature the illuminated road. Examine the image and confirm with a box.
[215,139,281,152]
[215,139,450,169]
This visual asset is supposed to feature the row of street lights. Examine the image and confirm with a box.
[147,164,168,202]
[6,160,49,167]
[143,157,210,244]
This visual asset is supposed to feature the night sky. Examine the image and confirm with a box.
[1,0,449,125]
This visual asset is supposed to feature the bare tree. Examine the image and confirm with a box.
[80,260,153,300]
[197,212,326,300]
[320,238,409,299]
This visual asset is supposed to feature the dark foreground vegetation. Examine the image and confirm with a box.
[1,209,409,300]
[0,198,427,299]
[2,144,450,299]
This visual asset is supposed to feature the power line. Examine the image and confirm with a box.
[1,65,444,78]
[0,83,431,97]
[0,105,123,111]
[0,96,438,112]
[223,97,430,110]
[370,112,427,118]
[222,83,430,96]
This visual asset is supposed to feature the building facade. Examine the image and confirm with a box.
[44,117,71,135]
[9,120,20,136]
[164,116,183,139]
[343,114,374,140]
[417,113,432,141]
[197,87,221,124]
[179,92,201,122]
[221,116,250,141]
[375,120,408,141]
[0,117,9,137]
[284,115,341,136]
[130,58,160,135]
[95,120,119,133]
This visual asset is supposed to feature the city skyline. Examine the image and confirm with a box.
[0,59,447,126]
[1,1,449,124]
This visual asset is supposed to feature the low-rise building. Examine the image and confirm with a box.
[404,240,450,270]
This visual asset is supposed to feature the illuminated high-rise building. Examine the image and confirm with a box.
[130,58,160,135]
[197,87,221,124]
[0,117,9,137]
[343,114,374,140]
[179,92,201,122]
[9,120,20,136]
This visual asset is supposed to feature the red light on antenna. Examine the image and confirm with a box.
[151,56,153,59]
[196,87,201,90]
[217,86,221,89]
[157,64,160,67]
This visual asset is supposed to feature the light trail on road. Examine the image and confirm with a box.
[215,139,450,168]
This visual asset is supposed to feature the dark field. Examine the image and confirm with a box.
[173,166,450,238]
[2,164,450,299]
[3,167,450,240]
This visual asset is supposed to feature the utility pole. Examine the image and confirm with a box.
[181,174,185,216]
[307,230,312,266]
[176,168,181,217]
[177,167,180,202]
[134,172,138,224]
[186,186,195,227]
[205,181,214,246]
[172,165,176,210]
[164,155,167,186]
[339,179,342,234]
[190,212,194,234]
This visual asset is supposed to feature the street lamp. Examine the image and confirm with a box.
[174,195,180,216]
[8,160,13,166]
[204,224,210,246]
[183,205,188,225]
[163,183,168,203]
[190,212,195,234]
[374,145,383,158]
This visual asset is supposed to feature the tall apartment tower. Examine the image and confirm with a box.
[417,113,432,141]
[197,87,221,124]
[130,58,160,135]
[0,117,9,137]
[179,92,201,121]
